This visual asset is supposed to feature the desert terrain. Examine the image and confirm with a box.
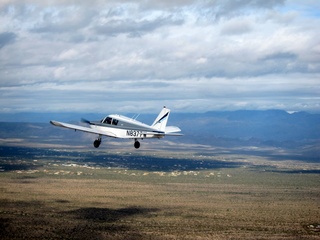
[0,144,319,239]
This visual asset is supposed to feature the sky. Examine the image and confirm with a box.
[0,0,319,114]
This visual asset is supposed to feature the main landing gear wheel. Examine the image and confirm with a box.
[93,138,101,148]
[134,141,140,149]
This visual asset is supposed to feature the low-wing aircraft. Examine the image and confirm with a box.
[50,107,182,149]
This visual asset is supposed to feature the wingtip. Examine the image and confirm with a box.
[50,120,58,126]
[50,120,61,127]
[81,118,91,124]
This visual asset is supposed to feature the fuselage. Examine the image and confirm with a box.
[88,114,165,139]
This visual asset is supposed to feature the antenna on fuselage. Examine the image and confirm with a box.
[131,113,139,120]
[133,113,140,120]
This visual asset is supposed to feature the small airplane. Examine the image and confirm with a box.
[50,106,182,149]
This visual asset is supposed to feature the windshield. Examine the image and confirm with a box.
[103,117,112,124]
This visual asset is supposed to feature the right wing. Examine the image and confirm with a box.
[50,120,117,138]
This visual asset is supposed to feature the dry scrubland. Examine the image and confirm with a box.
[0,148,319,239]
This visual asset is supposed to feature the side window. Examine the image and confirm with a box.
[112,119,118,125]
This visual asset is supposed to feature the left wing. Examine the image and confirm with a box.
[50,120,117,137]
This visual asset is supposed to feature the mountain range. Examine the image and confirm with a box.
[0,110,319,153]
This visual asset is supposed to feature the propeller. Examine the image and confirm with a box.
[81,118,91,124]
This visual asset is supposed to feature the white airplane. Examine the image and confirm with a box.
[50,107,182,149]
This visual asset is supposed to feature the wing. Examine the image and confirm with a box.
[50,120,117,138]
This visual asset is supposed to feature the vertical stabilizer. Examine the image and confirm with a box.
[152,107,170,132]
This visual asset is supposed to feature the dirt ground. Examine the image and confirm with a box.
[0,159,319,240]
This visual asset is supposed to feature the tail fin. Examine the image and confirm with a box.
[152,107,170,132]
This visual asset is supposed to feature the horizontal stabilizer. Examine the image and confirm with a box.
[165,126,182,136]
[165,132,183,136]
[165,126,181,133]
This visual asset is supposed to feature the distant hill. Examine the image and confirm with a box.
[171,110,320,142]
[0,110,319,150]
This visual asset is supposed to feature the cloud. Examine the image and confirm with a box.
[200,0,286,20]
[0,32,17,48]
[94,16,184,37]
[0,0,319,113]
[220,18,253,35]
[31,6,95,34]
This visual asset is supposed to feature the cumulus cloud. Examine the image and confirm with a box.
[0,0,319,113]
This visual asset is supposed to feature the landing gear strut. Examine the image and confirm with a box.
[134,140,140,149]
[93,137,101,148]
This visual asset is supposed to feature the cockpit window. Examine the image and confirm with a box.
[103,117,112,124]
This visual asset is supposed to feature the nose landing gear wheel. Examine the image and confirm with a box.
[134,141,140,149]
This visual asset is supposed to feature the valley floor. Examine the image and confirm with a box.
[0,146,319,239]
